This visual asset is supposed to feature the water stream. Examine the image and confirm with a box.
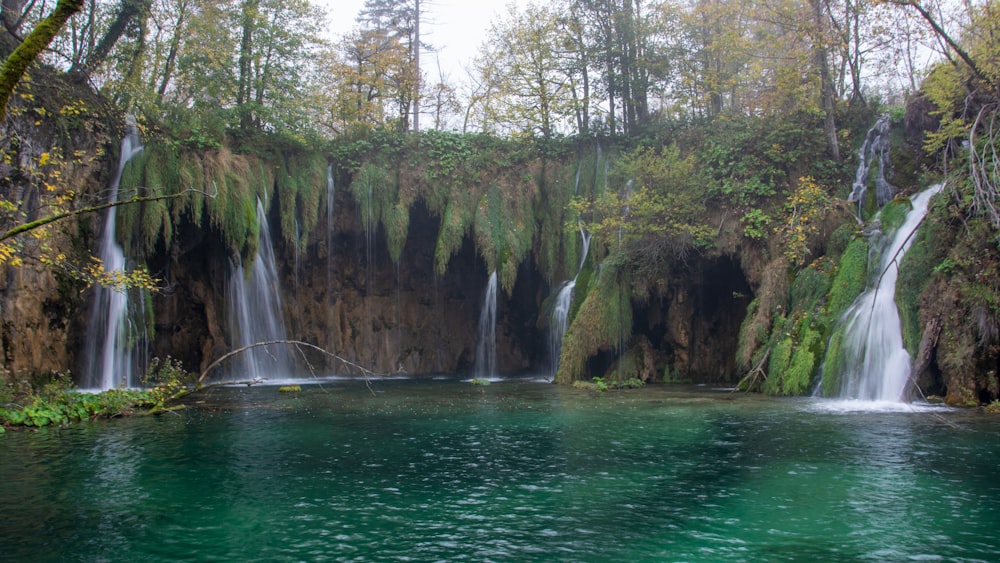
[549,224,592,374]
[81,120,146,390]
[826,184,943,401]
[474,271,498,379]
[848,114,895,217]
[325,163,335,293]
[225,199,293,381]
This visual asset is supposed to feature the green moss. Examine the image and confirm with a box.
[827,237,870,319]
[879,197,912,234]
[472,176,538,293]
[349,163,393,245]
[896,197,950,355]
[194,148,261,260]
[736,298,764,370]
[434,192,475,275]
[177,154,206,225]
[276,157,300,250]
[274,150,325,252]
[384,201,410,264]
[789,258,834,313]
[763,315,822,395]
[820,324,848,396]
[784,326,821,395]
[826,223,855,258]
[555,260,633,383]
[556,251,596,334]
[765,336,794,394]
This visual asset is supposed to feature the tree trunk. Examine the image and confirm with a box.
[813,0,840,161]
[413,0,419,131]
[0,0,85,120]
[116,10,148,109]
[1,0,30,35]
[237,0,259,130]
[156,0,187,102]
[70,0,151,77]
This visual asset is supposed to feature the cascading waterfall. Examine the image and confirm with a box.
[226,199,293,381]
[82,119,146,390]
[848,115,896,216]
[474,271,498,379]
[827,184,943,402]
[549,225,592,374]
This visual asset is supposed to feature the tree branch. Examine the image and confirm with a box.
[0,0,85,120]
[889,0,994,90]
[196,340,379,385]
[0,191,186,243]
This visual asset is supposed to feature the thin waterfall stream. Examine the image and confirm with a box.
[549,224,591,374]
[81,119,146,390]
[474,271,498,379]
[825,184,943,401]
[226,199,294,381]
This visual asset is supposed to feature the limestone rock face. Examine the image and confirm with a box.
[0,72,110,382]
[150,197,541,378]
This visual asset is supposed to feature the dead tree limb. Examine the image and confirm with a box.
[736,347,770,393]
[196,340,378,386]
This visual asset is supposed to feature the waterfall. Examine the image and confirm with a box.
[848,115,896,216]
[619,179,634,245]
[226,199,293,381]
[474,271,498,379]
[326,163,335,279]
[827,184,942,402]
[81,119,146,390]
[549,224,592,374]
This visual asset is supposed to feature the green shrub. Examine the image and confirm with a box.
[572,377,609,391]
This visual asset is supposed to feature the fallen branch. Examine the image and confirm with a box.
[196,340,378,385]
[735,347,770,393]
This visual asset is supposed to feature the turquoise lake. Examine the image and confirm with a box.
[2,379,999,561]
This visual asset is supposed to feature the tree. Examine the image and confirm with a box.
[475,4,577,137]
[69,0,153,81]
[356,0,423,131]
[150,0,192,103]
[2,0,34,35]
[0,0,85,120]
[886,0,994,90]
[673,0,753,117]
[571,0,661,134]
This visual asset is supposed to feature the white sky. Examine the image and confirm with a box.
[317,0,526,83]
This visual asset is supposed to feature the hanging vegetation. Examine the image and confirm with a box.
[554,260,633,383]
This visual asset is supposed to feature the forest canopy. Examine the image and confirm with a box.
[0,0,987,141]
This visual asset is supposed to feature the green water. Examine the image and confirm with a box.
[2,380,999,562]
